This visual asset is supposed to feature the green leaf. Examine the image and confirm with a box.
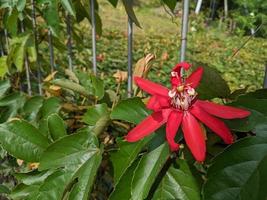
[110,97,151,184]
[111,97,150,124]
[41,1,60,36]
[10,184,39,199]
[195,65,231,100]
[68,150,102,200]
[39,131,99,170]
[47,113,67,141]
[0,184,10,194]
[238,89,267,99]
[23,96,44,122]
[61,0,76,16]
[8,34,31,71]
[203,136,267,200]
[0,119,50,162]
[34,170,73,200]
[0,56,9,78]
[26,45,37,63]
[52,79,93,98]
[109,159,139,200]
[73,0,88,22]
[228,87,248,100]
[39,97,61,119]
[162,0,177,11]
[131,142,169,200]
[0,92,26,123]
[94,11,103,36]
[153,159,201,200]
[82,103,110,136]
[230,97,267,116]
[121,0,141,27]
[0,79,10,98]
[37,131,101,199]
[91,75,104,100]
[83,103,109,125]
[226,109,267,132]
[110,137,150,184]
[16,0,26,11]
[107,0,119,7]
[6,9,18,36]
[15,170,54,186]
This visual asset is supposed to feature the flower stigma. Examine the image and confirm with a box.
[168,85,197,110]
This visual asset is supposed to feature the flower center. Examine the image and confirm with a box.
[168,85,197,110]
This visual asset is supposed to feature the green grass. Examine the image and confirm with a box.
[75,0,267,93]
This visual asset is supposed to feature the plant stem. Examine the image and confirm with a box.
[127,17,133,98]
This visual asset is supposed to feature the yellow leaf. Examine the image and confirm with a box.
[28,162,39,170]
[43,71,58,82]
[17,159,24,166]
[113,70,128,83]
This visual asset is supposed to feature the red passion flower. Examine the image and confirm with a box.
[125,62,250,161]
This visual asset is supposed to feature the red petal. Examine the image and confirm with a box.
[166,111,183,151]
[171,76,182,88]
[171,62,191,87]
[186,67,203,88]
[147,95,170,111]
[195,100,250,119]
[191,105,234,144]
[172,62,191,72]
[134,77,169,97]
[125,110,170,142]
[182,112,206,162]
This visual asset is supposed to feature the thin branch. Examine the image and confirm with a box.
[229,23,264,59]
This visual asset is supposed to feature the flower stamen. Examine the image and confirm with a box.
[169,85,197,110]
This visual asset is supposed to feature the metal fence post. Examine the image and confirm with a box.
[264,64,267,88]
[31,0,42,95]
[0,35,4,56]
[20,22,32,96]
[66,13,73,71]
[180,0,189,77]
[48,29,55,72]
[127,17,133,98]
[90,0,97,75]
[4,29,9,54]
